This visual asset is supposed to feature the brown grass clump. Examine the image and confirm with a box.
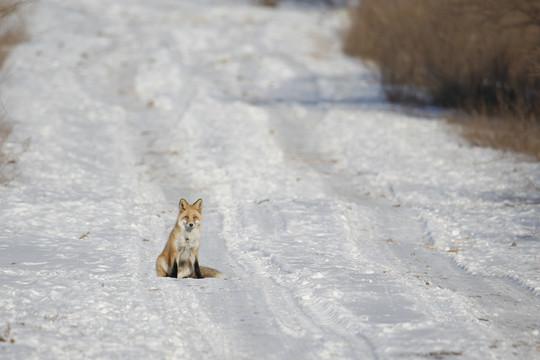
[0,1,27,68]
[451,113,540,160]
[256,0,347,7]
[344,0,540,159]
[0,1,27,182]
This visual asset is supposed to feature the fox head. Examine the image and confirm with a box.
[178,198,203,232]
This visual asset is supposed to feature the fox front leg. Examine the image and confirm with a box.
[176,259,192,278]
[194,258,203,279]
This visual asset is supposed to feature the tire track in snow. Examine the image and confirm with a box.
[225,199,377,359]
[139,88,377,358]
[267,100,540,357]
[38,2,253,358]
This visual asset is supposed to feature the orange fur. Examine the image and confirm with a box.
[156,199,224,279]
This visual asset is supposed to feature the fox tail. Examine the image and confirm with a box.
[199,266,226,279]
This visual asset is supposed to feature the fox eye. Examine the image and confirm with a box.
[183,216,189,221]
[193,217,199,222]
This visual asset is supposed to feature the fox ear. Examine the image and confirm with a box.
[179,198,189,210]
[193,198,203,211]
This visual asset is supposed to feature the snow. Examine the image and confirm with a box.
[1,0,539,359]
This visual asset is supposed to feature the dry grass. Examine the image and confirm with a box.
[451,114,540,160]
[0,0,27,182]
[256,0,347,7]
[344,0,540,159]
[0,1,27,68]
[257,0,279,7]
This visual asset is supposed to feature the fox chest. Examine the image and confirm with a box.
[175,234,200,252]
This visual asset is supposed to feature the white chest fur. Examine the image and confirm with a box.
[175,227,201,252]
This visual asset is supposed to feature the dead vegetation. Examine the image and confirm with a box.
[0,1,27,67]
[256,0,348,7]
[0,323,15,344]
[450,113,540,160]
[344,0,540,159]
[0,0,27,182]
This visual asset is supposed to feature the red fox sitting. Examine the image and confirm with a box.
[155,198,224,279]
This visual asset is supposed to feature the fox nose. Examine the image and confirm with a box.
[189,223,194,228]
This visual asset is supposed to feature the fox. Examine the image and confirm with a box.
[155,198,225,279]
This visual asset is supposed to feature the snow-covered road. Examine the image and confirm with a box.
[1,0,539,359]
